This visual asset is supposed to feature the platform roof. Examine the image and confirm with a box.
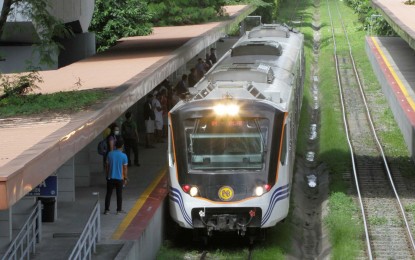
[0,5,255,210]
[371,0,415,50]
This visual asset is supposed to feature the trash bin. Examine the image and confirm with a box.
[38,197,55,222]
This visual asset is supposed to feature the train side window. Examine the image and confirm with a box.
[168,125,175,166]
[280,125,287,165]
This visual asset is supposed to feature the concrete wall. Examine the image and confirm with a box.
[48,0,95,33]
[115,202,165,260]
[57,157,75,202]
[75,146,91,187]
[0,45,58,73]
[0,209,11,253]
[58,32,96,67]
[365,38,415,162]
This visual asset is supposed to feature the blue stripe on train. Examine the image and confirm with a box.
[261,184,290,226]
[169,187,193,227]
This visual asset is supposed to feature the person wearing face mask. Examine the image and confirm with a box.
[107,123,123,153]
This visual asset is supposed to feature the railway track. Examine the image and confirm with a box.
[326,0,415,258]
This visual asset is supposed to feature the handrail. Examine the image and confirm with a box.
[1,201,42,260]
[68,200,100,260]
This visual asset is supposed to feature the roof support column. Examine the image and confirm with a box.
[57,157,75,203]
[0,208,12,253]
[74,145,91,188]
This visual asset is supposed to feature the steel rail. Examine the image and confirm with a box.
[333,0,415,253]
[325,0,373,259]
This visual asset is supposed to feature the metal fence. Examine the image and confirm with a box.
[1,201,42,260]
[68,200,100,260]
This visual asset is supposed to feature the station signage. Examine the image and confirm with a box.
[27,176,58,197]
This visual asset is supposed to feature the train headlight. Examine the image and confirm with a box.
[189,186,199,197]
[213,104,239,116]
[182,185,199,197]
[254,184,272,196]
[255,186,265,196]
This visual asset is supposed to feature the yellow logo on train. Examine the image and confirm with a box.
[218,186,234,201]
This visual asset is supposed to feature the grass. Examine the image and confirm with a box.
[0,89,109,118]
[318,0,364,258]
[369,216,388,226]
[324,192,362,259]
[405,204,415,218]
[318,0,415,257]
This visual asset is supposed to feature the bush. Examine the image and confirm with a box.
[343,0,395,36]
[90,0,153,52]
[148,0,226,26]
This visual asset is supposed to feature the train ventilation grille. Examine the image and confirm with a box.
[247,84,266,99]
[194,83,214,100]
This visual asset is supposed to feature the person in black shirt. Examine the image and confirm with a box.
[209,47,217,64]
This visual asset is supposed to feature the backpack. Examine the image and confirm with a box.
[122,121,136,139]
[97,138,108,155]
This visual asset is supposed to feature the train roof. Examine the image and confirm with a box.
[247,24,290,39]
[209,63,274,84]
[176,23,303,112]
[231,41,283,57]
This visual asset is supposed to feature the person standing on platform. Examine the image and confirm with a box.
[152,92,164,143]
[205,53,212,70]
[209,47,217,64]
[196,58,206,80]
[122,111,140,167]
[104,139,128,215]
[144,93,155,148]
[159,89,168,137]
[175,74,189,97]
[188,67,198,88]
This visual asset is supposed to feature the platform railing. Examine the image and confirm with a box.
[1,201,42,260]
[68,200,100,260]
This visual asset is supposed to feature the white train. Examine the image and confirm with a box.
[167,23,305,239]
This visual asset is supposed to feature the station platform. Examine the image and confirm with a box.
[31,142,168,260]
[372,0,415,50]
[0,4,254,211]
[366,36,415,161]
[0,5,245,256]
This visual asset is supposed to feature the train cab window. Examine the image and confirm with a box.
[280,125,288,165]
[184,117,269,172]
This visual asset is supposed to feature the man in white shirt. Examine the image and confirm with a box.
[152,92,164,143]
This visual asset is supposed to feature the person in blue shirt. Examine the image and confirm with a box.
[104,139,128,215]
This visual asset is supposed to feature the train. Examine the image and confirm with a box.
[167,23,305,239]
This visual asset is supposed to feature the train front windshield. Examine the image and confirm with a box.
[184,118,268,171]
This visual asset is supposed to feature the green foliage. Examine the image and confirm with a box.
[343,0,396,36]
[2,0,74,67]
[369,216,387,226]
[148,0,227,26]
[325,192,362,259]
[0,70,42,98]
[225,0,277,23]
[0,89,108,117]
[90,0,153,52]
[405,204,415,217]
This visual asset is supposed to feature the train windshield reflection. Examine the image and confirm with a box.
[185,117,268,171]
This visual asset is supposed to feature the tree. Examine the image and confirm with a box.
[0,0,72,66]
[225,0,274,23]
[0,0,72,96]
[148,0,227,26]
[90,0,153,52]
